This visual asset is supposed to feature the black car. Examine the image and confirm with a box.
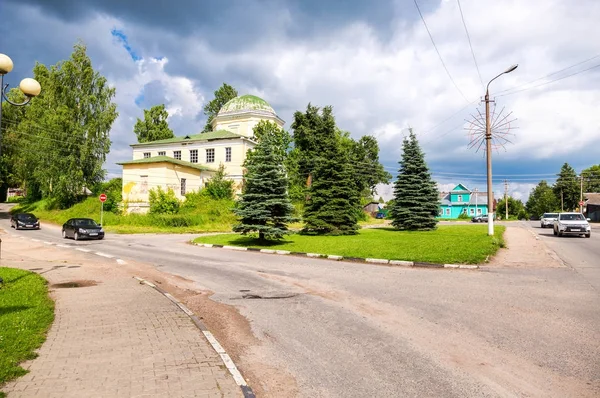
[62,218,104,240]
[10,213,41,230]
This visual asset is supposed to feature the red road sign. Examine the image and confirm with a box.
[579,201,585,206]
[99,193,107,202]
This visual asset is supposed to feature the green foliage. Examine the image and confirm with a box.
[5,196,25,203]
[346,134,392,198]
[194,225,507,265]
[497,196,526,219]
[94,178,122,213]
[204,164,235,200]
[389,129,439,230]
[293,105,360,235]
[6,41,117,208]
[148,186,180,214]
[582,164,600,193]
[0,267,54,385]
[458,212,470,220]
[517,209,528,220]
[553,163,579,211]
[526,180,559,217]
[234,122,297,240]
[203,83,238,132]
[133,104,174,143]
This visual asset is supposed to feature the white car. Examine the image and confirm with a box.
[540,212,558,228]
[553,212,591,238]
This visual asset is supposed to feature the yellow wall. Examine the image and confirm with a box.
[132,139,254,183]
[214,114,284,138]
[122,162,213,204]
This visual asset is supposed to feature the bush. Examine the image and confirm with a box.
[458,212,471,220]
[205,164,234,200]
[97,178,122,214]
[5,196,25,203]
[148,186,180,214]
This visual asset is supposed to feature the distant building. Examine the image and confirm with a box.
[117,95,284,213]
[438,183,493,218]
[584,193,600,221]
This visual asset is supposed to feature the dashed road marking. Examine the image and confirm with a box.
[116,259,127,265]
[56,244,71,248]
[75,247,91,252]
[94,251,114,258]
[43,241,54,245]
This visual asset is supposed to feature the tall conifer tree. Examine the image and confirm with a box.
[233,121,296,241]
[389,129,439,230]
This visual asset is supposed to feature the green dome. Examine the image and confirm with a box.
[218,94,275,116]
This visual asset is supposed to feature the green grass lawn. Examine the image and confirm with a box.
[193,225,506,264]
[0,268,54,389]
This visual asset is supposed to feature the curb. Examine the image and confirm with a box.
[191,242,479,270]
[134,277,256,398]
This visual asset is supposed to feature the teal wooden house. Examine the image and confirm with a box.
[438,184,490,219]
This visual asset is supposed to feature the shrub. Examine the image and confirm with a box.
[458,212,471,220]
[205,164,234,200]
[148,186,180,214]
[97,178,123,214]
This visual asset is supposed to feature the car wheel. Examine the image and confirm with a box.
[62,230,67,239]
[585,233,591,238]
[553,228,557,236]
[558,230,563,237]
[74,232,79,241]
[98,236,104,240]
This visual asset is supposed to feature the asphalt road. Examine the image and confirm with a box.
[524,220,600,290]
[2,211,599,397]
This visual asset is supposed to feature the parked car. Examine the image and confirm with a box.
[10,213,40,230]
[375,212,385,219]
[540,212,558,228]
[62,218,105,240]
[553,212,591,238]
[471,215,488,223]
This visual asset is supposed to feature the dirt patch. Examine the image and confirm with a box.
[487,225,564,268]
[51,280,99,288]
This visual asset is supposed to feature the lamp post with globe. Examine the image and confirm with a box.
[0,53,42,157]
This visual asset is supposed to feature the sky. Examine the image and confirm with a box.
[2,0,599,202]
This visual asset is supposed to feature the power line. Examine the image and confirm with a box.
[413,0,471,103]
[456,0,484,89]
[495,53,600,95]
[496,62,600,98]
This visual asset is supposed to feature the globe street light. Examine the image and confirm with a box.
[485,64,517,236]
[0,53,42,156]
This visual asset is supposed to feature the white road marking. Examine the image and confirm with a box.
[56,244,71,248]
[43,241,54,245]
[94,251,114,258]
[116,259,127,265]
[75,247,91,252]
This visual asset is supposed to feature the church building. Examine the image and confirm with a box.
[118,95,284,213]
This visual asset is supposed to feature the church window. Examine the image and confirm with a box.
[190,149,198,163]
[158,151,166,156]
[173,150,181,160]
[225,147,232,162]
[206,148,215,163]
[143,152,151,159]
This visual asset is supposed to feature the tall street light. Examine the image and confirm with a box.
[485,64,518,236]
[0,53,42,157]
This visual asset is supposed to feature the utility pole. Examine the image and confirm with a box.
[561,189,564,212]
[580,174,584,214]
[474,188,478,216]
[484,64,518,235]
[504,179,508,220]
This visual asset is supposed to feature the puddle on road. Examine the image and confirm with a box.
[51,280,99,288]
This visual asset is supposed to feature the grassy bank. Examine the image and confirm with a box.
[193,225,506,264]
[12,197,238,234]
[0,268,54,390]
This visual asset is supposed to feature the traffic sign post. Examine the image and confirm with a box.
[99,193,107,226]
[579,200,585,214]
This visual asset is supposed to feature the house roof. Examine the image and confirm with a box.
[585,193,600,205]
[451,183,470,193]
[440,191,489,206]
[116,156,216,172]
[130,130,246,147]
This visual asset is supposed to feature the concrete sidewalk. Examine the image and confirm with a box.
[0,233,242,398]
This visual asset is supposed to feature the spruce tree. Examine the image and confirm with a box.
[233,122,296,241]
[389,129,439,230]
[296,106,360,235]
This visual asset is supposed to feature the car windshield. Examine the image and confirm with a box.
[559,214,585,221]
[543,213,558,218]
[74,219,98,227]
[17,213,37,221]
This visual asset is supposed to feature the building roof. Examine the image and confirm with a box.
[440,191,488,206]
[116,156,216,172]
[130,130,246,147]
[585,193,600,205]
[218,94,275,116]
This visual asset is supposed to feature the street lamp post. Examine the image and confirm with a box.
[485,64,518,236]
[0,53,42,157]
